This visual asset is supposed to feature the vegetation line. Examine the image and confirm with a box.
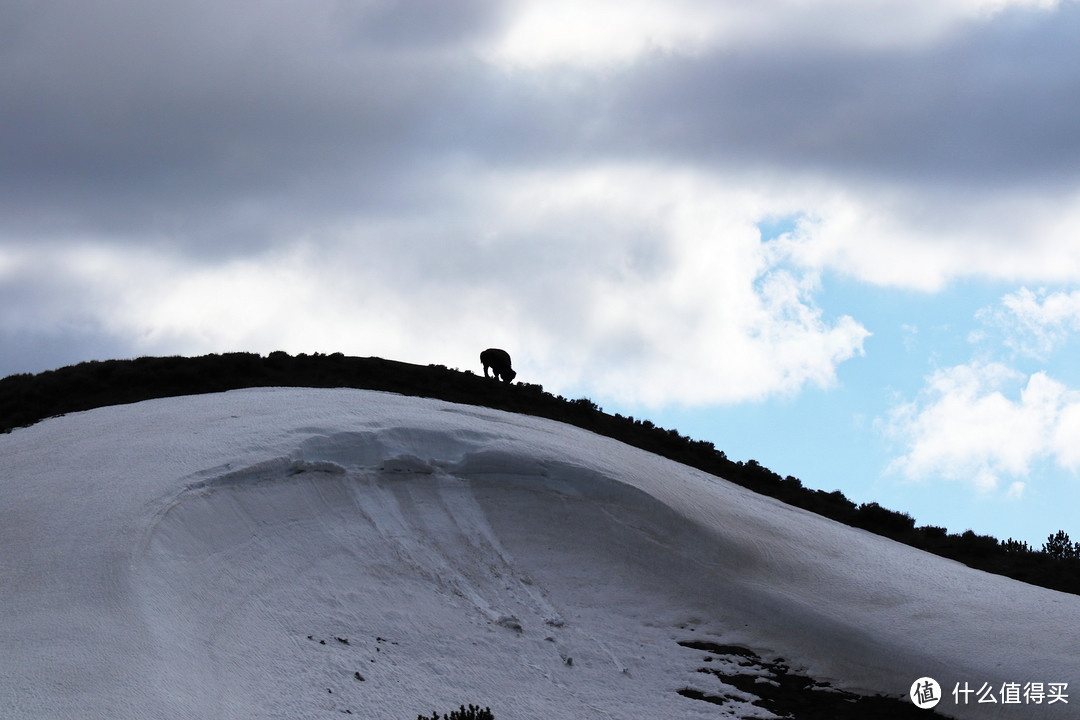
[2,351,1077,596]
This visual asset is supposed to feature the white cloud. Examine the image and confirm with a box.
[1006,480,1026,498]
[487,0,1067,69]
[771,187,1080,291]
[7,166,868,407]
[486,0,720,69]
[1053,402,1080,470]
[883,362,1080,491]
[977,287,1080,357]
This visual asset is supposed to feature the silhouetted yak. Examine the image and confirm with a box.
[480,348,516,383]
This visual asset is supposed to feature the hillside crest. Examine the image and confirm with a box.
[3,351,1077,595]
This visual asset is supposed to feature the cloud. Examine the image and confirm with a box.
[766,187,1080,290]
[977,287,1080,357]
[883,362,1080,491]
[589,1,1080,184]
[0,0,499,254]
[487,0,1071,70]
[0,166,868,406]
[5,1,1079,247]
[3,0,1080,403]
[884,288,1080,493]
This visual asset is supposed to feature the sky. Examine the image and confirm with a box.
[3,0,1080,547]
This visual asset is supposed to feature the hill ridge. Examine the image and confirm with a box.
[3,351,1077,595]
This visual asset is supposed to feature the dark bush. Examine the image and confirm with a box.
[571,397,600,413]
[417,704,493,720]
[956,530,999,557]
[854,502,916,538]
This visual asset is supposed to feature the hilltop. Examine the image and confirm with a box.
[2,351,1078,596]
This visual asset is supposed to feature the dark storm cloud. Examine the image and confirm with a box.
[0,0,1075,268]
[2,0,1078,257]
[338,0,508,48]
[576,5,1080,189]
[0,0,502,253]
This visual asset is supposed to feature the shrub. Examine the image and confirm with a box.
[957,530,999,557]
[571,397,600,413]
[854,502,915,537]
[417,704,493,720]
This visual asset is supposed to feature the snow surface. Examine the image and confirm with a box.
[2,387,1077,719]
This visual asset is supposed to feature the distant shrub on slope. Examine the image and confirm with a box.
[417,704,493,720]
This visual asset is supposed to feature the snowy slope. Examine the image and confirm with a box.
[1,387,1077,719]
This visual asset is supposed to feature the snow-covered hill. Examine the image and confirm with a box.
[2,388,1076,719]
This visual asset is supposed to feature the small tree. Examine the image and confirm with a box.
[1042,530,1080,560]
[1002,537,1032,553]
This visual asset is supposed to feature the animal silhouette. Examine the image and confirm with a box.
[480,348,516,383]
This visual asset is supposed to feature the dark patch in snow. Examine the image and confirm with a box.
[495,614,523,632]
[379,454,436,474]
[677,639,942,719]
